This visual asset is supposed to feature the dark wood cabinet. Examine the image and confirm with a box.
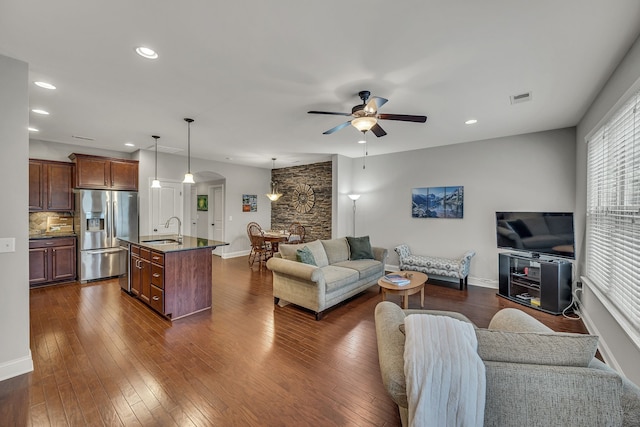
[29,159,74,212]
[127,243,211,320]
[29,237,76,287]
[69,153,138,191]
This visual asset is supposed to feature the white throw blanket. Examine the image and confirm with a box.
[403,314,486,427]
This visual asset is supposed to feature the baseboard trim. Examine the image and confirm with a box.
[383,264,497,289]
[221,249,250,259]
[0,351,33,382]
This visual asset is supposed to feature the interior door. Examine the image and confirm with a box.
[150,181,183,236]
[209,185,224,255]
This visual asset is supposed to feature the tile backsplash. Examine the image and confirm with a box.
[29,212,74,235]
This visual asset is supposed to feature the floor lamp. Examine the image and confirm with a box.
[348,194,361,237]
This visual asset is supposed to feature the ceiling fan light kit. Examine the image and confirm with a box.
[351,116,377,132]
[308,90,427,137]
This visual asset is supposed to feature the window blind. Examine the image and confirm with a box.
[586,90,640,334]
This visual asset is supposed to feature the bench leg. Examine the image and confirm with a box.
[459,278,464,290]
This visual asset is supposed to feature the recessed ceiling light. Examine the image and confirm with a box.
[32,109,49,115]
[135,46,158,59]
[28,127,39,132]
[465,119,478,125]
[34,81,56,90]
[125,143,135,147]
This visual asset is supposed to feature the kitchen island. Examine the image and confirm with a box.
[120,235,228,321]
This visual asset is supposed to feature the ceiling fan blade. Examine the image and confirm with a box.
[323,121,352,135]
[377,113,427,123]
[308,110,352,116]
[370,123,387,137]
[365,96,388,113]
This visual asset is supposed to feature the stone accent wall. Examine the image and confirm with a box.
[271,161,332,241]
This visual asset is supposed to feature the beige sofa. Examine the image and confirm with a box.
[375,301,640,427]
[266,237,387,320]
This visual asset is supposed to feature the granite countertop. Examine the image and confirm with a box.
[119,234,229,253]
[29,233,77,240]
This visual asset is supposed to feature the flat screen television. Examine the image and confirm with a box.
[496,212,575,259]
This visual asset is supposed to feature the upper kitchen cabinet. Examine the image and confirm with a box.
[69,153,138,191]
[29,159,74,212]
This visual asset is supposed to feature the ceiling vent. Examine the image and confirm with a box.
[510,92,532,105]
[71,135,95,141]
[145,143,183,154]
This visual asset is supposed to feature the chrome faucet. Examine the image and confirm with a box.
[165,216,183,243]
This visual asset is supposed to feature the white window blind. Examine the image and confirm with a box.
[586,90,640,335]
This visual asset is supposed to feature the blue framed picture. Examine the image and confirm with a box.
[411,186,464,218]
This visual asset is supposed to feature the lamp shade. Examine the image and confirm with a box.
[348,194,361,201]
[351,117,377,132]
[151,179,161,188]
[183,173,195,184]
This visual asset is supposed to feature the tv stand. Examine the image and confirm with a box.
[498,252,572,315]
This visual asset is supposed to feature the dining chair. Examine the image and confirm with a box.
[247,222,272,268]
[287,222,305,244]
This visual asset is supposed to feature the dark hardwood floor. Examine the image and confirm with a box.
[1,256,588,426]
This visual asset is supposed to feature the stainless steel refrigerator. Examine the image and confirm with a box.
[75,190,138,283]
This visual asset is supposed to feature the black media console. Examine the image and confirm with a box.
[498,252,572,315]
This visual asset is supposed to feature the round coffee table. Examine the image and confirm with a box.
[378,271,428,309]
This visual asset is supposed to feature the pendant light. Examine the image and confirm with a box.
[183,118,195,184]
[266,158,283,201]
[151,135,161,188]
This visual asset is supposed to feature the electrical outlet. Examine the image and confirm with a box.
[0,238,15,253]
[229,216,233,221]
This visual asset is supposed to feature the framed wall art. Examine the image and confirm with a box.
[411,186,464,218]
[242,194,257,212]
[197,195,208,211]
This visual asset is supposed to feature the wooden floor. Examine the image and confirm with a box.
[0,256,588,426]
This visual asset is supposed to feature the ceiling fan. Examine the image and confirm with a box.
[308,90,427,137]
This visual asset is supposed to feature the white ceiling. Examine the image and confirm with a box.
[2,1,640,168]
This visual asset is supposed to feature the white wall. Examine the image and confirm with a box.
[350,128,576,285]
[0,54,33,381]
[136,149,272,256]
[29,139,134,161]
[576,33,640,384]
[333,154,356,238]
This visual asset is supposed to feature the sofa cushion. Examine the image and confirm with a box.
[333,259,383,280]
[296,246,316,265]
[322,265,359,293]
[346,235,374,260]
[280,240,328,267]
[321,238,350,264]
[475,329,599,367]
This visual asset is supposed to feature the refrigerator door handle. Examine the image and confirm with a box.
[112,200,118,240]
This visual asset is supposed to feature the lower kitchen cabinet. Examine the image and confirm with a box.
[29,237,76,287]
[128,242,212,320]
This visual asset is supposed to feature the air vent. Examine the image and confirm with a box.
[145,143,183,154]
[510,92,532,105]
[71,135,95,141]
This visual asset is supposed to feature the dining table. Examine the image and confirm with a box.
[262,231,290,253]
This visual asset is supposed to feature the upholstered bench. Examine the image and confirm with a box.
[394,244,475,290]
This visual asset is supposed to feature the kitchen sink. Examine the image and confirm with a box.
[141,239,180,245]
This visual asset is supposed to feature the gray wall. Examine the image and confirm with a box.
[0,54,32,380]
[349,128,577,285]
[576,33,640,385]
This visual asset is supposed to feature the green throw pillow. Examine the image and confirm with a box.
[346,235,374,260]
[296,246,317,265]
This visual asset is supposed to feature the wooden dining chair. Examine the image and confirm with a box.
[247,222,272,268]
[287,222,306,244]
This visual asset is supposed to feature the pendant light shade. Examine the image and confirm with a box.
[266,158,283,201]
[151,135,161,188]
[183,118,195,184]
